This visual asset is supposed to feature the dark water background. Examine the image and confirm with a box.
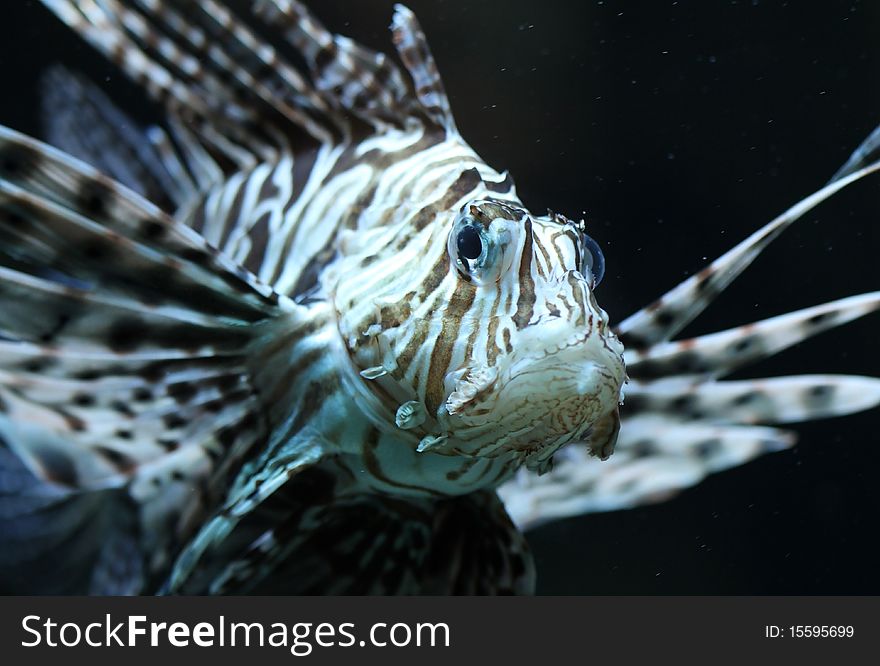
[1,0,878,594]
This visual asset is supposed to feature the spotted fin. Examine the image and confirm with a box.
[625,374,880,426]
[626,292,880,380]
[42,0,335,160]
[390,4,458,134]
[40,0,458,159]
[501,421,796,528]
[0,126,315,591]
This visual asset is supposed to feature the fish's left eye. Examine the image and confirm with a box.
[580,232,606,286]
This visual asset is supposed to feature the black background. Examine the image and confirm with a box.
[0,1,878,594]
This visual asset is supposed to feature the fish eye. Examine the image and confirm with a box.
[446,199,527,286]
[580,232,606,286]
[456,225,483,261]
[448,207,517,285]
[449,217,486,277]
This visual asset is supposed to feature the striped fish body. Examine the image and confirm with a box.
[0,2,878,594]
[186,121,624,496]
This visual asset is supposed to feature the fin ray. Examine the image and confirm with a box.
[626,374,880,426]
[616,143,880,348]
[626,292,880,380]
[501,421,794,529]
[391,4,458,133]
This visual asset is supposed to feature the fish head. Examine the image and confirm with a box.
[332,189,626,470]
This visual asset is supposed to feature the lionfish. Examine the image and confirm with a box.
[0,0,878,595]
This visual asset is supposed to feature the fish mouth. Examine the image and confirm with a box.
[444,326,624,412]
[503,351,624,464]
[506,324,626,392]
[522,325,623,365]
[441,325,627,460]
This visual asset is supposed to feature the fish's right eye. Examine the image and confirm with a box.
[456,226,483,262]
[449,217,487,277]
[448,203,519,285]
